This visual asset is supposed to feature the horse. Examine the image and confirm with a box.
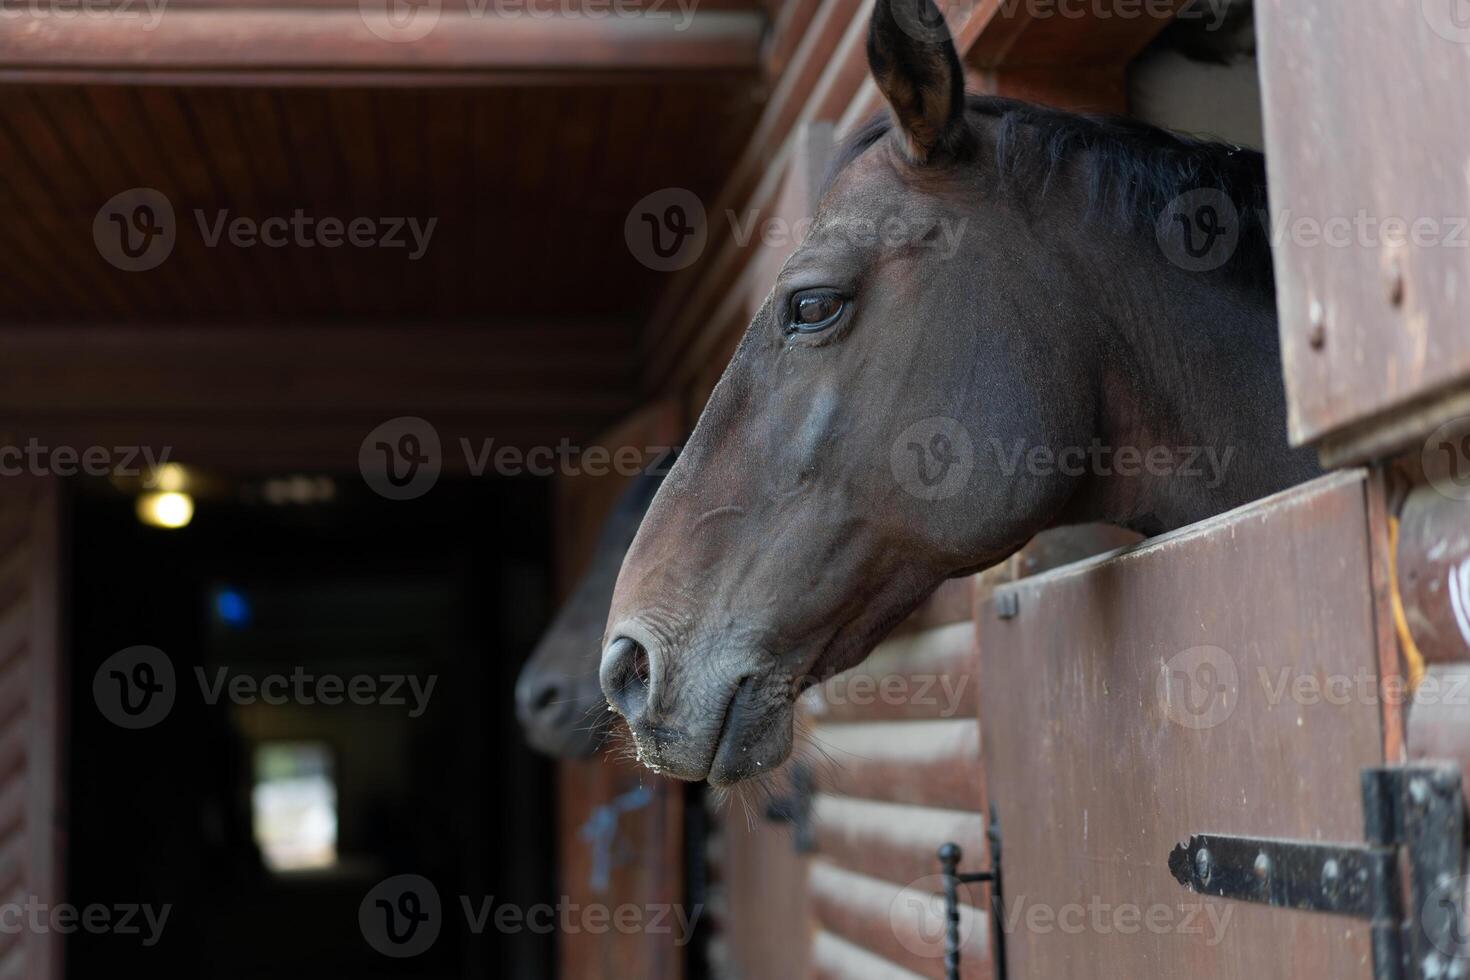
[515,461,670,757]
[599,0,1320,786]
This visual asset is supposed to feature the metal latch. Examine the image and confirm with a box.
[937,805,1007,980]
[1170,764,1467,980]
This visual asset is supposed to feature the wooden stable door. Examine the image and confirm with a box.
[978,472,1394,979]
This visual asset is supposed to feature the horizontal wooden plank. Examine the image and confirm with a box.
[0,323,634,413]
[2,416,630,475]
[812,795,987,888]
[963,0,1182,69]
[809,860,990,980]
[0,10,765,77]
[803,623,977,724]
[811,930,928,980]
[806,720,983,811]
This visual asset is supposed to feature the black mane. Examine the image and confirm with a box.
[827,95,1274,290]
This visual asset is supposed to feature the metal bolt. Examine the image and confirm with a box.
[1308,301,1327,350]
[1196,848,1214,887]
[1254,852,1272,879]
[995,592,1019,620]
[1322,859,1341,898]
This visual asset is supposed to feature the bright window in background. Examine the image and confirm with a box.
[252,742,338,873]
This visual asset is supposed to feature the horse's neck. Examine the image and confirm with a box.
[1059,267,1321,536]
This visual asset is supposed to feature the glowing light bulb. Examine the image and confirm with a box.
[137,491,195,529]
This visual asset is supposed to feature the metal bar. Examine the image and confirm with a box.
[1169,833,1392,919]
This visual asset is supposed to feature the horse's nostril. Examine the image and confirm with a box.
[531,683,560,713]
[601,636,651,721]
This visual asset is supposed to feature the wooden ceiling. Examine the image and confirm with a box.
[0,82,761,321]
[0,7,768,465]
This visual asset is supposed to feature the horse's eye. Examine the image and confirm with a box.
[789,289,845,334]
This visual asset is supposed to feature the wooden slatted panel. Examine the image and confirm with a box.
[793,603,993,980]
[810,796,986,888]
[803,623,977,725]
[0,478,61,980]
[808,860,988,980]
[811,930,926,980]
[806,718,982,813]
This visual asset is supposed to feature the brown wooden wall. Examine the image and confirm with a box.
[552,401,691,980]
[0,478,63,980]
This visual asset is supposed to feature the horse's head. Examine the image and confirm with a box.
[601,0,1282,784]
[516,465,668,757]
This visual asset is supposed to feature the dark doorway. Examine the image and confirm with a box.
[66,475,558,979]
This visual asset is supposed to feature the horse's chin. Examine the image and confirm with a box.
[628,690,795,787]
[706,699,794,787]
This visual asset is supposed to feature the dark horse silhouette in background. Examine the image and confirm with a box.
[516,464,669,757]
[598,0,1320,786]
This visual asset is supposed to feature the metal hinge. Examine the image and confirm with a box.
[938,804,1007,980]
[1170,764,1468,980]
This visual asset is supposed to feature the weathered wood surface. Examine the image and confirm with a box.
[1258,0,1470,458]
[979,471,1388,980]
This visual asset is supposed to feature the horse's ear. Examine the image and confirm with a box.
[867,0,968,164]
